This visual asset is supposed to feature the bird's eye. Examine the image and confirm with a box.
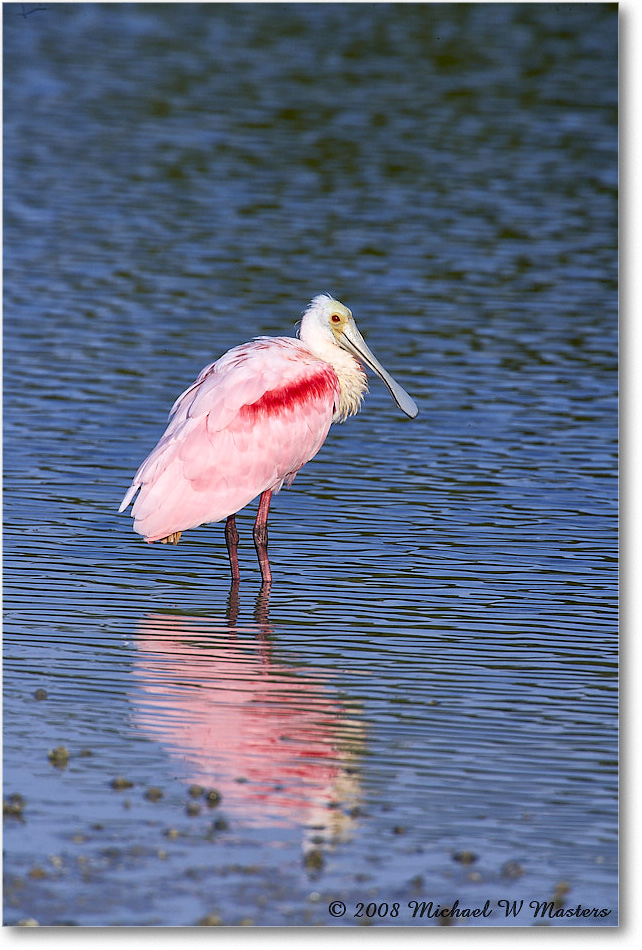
[331,314,341,323]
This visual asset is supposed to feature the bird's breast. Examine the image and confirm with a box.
[239,366,339,423]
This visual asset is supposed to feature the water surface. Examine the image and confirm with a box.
[3,2,617,927]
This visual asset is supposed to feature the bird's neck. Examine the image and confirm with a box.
[302,332,368,422]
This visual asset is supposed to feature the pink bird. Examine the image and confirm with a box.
[119,294,417,584]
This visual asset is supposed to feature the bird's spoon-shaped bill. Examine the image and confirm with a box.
[338,320,418,419]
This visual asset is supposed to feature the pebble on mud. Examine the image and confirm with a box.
[198,914,223,926]
[552,881,571,908]
[33,688,48,701]
[502,860,524,879]
[452,850,477,865]
[204,789,221,807]
[303,849,324,872]
[188,784,204,799]
[48,746,70,768]
[110,776,133,790]
[144,787,163,802]
[186,802,201,817]
[3,794,25,818]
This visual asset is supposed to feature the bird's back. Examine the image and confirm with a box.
[119,337,340,542]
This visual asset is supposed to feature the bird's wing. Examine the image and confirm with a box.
[120,339,340,542]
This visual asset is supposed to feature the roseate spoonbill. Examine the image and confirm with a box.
[119,294,417,583]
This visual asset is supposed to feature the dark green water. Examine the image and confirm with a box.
[3,2,617,927]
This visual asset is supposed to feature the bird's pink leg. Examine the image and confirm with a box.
[253,490,273,585]
[225,514,240,583]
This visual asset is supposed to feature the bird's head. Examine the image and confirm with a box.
[300,294,353,340]
[300,294,418,419]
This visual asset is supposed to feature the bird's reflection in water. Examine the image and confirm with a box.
[131,582,364,849]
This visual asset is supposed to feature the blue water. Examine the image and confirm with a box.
[3,2,617,927]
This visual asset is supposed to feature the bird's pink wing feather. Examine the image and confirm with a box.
[120,339,340,542]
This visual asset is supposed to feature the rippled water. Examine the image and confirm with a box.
[3,2,617,928]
